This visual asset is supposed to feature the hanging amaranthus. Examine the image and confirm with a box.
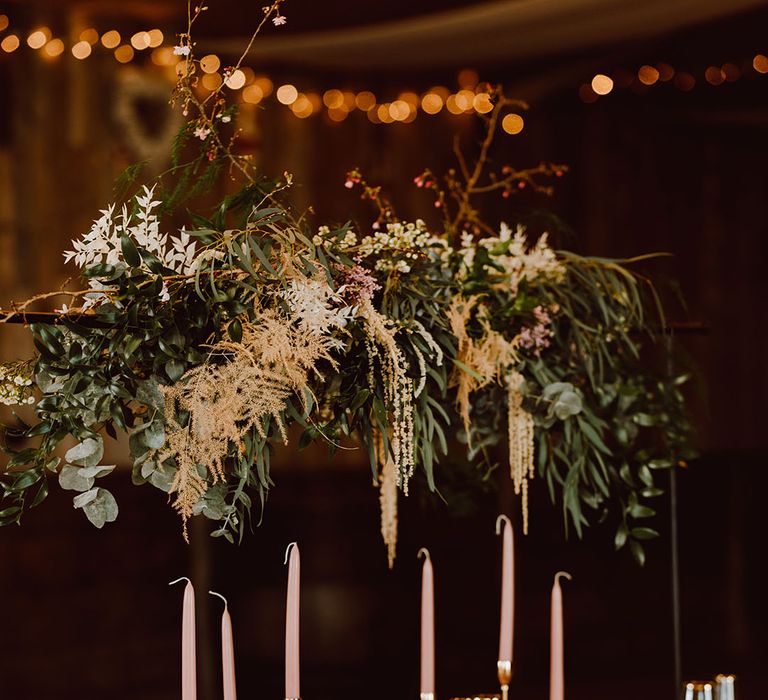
[359,298,416,494]
[374,428,398,568]
[507,371,535,534]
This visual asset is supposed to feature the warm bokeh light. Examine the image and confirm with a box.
[638,65,660,86]
[130,31,151,50]
[367,107,381,124]
[398,91,419,107]
[342,91,356,110]
[722,63,740,82]
[307,93,322,111]
[454,89,474,111]
[27,29,50,50]
[200,54,220,74]
[291,94,313,118]
[377,104,394,123]
[323,89,344,109]
[674,71,696,91]
[79,28,99,45]
[591,74,613,95]
[174,60,189,77]
[243,84,264,104]
[202,72,222,90]
[224,69,246,90]
[148,29,164,48]
[502,113,524,135]
[421,93,444,115]
[71,40,92,59]
[1,34,20,53]
[241,67,255,84]
[328,107,348,122]
[254,77,273,96]
[43,38,65,58]
[445,95,464,114]
[457,68,479,88]
[657,62,675,82]
[355,91,376,111]
[473,92,493,113]
[0,15,8,32]
[276,84,298,105]
[753,54,768,74]
[430,85,450,100]
[389,100,410,121]
[114,44,134,63]
[101,30,121,49]
[151,46,175,66]
[704,66,725,85]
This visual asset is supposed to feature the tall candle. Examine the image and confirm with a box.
[549,572,572,700]
[496,514,514,665]
[418,548,435,699]
[170,577,196,700]
[210,592,237,700]
[285,542,301,699]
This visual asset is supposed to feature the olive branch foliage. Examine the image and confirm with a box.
[0,1,693,563]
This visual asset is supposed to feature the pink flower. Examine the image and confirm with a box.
[344,180,355,189]
[173,45,191,56]
[334,263,381,303]
[194,125,210,140]
[273,15,287,25]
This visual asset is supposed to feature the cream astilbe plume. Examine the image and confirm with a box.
[159,310,337,539]
[446,297,518,440]
[359,298,415,495]
[507,371,535,534]
[374,428,398,568]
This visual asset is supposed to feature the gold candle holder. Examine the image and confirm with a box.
[497,660,512,700]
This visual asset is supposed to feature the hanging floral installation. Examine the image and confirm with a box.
[0,1,692,565]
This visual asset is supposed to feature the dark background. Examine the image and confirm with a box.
[1,1,767,698]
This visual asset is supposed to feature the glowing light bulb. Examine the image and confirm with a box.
[473,92,493,113]
[224,69,246,90]
[1,34,20,53]
[130,31,151,50]
[637,65,660,86]
[43,38,65,57]
[753,54,768,74]
[243,84,264,104]
[27,29,50,50]
[71,40,92,59]
[114,44,134,63]
[148,29,164,48]
[200,54,220,74]
[276,84,298,105]
[421,93,443,115]
[502,113,524,135]
[323,89,344,109]
[591,74,613,95]
[355,91,376,111]
[101,30,121,49]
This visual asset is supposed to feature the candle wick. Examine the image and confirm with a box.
[168,576,192,587]
[495,513,512,534]
[554,571,572,584]
[417,547,431,561]
[209,590,228,608]
[284,541,297,565]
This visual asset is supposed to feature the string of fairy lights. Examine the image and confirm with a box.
[2,12,768,127]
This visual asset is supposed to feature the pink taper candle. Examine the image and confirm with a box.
[285,542,301,699]
[418,548,435,700]
[496,514,514,665]
[170,577,196,700]
[210,592,237,700]
[549,572,572,700]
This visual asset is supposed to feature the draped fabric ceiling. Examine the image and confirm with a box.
[203,0,768,69]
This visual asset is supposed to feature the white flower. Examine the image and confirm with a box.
[272,15,287,26]
[173,45,191,56]
[281,279,353,345]
[220,114,231,123]
[194,125,210,140]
